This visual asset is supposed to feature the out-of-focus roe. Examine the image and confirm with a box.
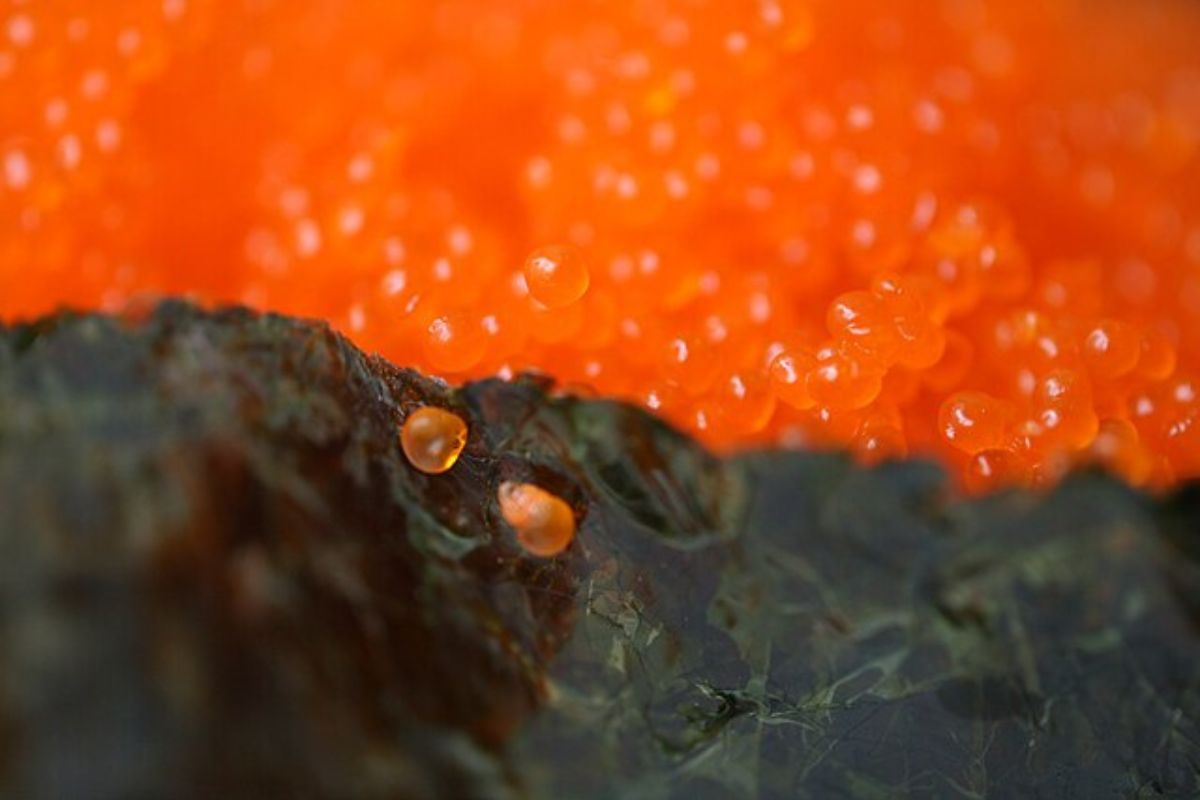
[3,0,1200,491]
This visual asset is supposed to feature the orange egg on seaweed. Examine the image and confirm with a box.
[498,482,576,558]
[401,407,468,475]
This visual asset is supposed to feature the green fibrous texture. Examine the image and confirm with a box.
[0,303,1197,799]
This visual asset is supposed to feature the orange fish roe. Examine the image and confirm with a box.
[497,482,576,558]
[4,0,1200,490]
[524,246,590,309]
[400,406,469,475]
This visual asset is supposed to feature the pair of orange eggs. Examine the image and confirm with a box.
[399,406,576,557]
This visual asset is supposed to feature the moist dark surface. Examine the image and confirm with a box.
[0,303,1197,799]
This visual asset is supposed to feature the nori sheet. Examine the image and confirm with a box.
[0,302,1197,798]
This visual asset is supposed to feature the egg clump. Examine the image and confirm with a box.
[3,0,1200,490]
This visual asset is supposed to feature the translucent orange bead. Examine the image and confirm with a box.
[497,481,577,558]
[999,308,1050,350]
[1030,451,1073,489]
[806,346,882,410]
[424,311,486,373]
[920,211,986,315]
[895,322,946,371]
[880,368,922,405]
[964,449,1030,494]
[1162,409,1200,477]
[853,414,908,465]
[687,401,721,438]
[809,405,867,445]
[977,231,1031,300]
[479,305,530,362]
[1081,320,1140,380]
[769,348,817,410]
[1088,418,1151,484]
[400,406,468,474]
[527,300,585,345]
[826,290,900,360]
[994,308,1075,374]
[639,380,685,415]
[524,245,590,309]
[711,370,777,438]
[1038,260,1104,317]
[939,391,1013,454]
[1138,329,1178,380]
[1035,369,1099,449]
[923,330,974,392]
[573,290,619,349]
[872,274,946,369]
[661,335,720,395]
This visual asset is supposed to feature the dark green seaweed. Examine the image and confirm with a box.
[0,303,1196,798]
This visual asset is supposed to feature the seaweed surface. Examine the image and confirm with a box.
[0,304,1197,798]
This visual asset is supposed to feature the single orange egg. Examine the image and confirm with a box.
[939,391,1014,454]
[424,311,487,373]
[826,290,900,360]
[853,415,908,465]
[769,348,817,410]
[1081,320,1140,380]
[806,347,883,410]
[1138,329,1178,380]
[964,448,1030,494]
[400,406,469,474]
[922,330,974,393]
[497,481,576,557]
[1088,418,1151,484]
[1035,369,1099,449]
[523,245,590,309]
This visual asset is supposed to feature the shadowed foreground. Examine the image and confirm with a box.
[0,303,1197,799]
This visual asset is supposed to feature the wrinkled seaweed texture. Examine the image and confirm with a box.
[0,303,1198,799]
